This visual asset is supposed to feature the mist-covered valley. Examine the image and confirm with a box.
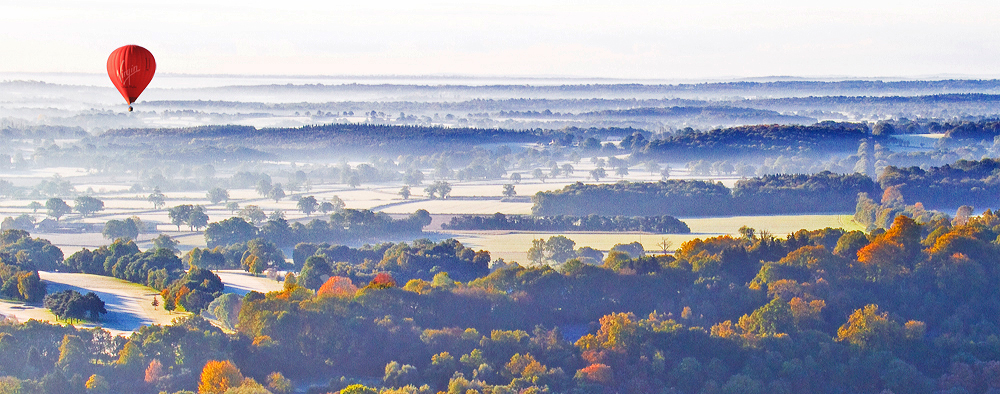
[5,74,1000,393]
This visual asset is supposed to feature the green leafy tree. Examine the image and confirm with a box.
[205,293,242,331]
[738,297,794,337]
[837,304,903,349]
[437,181,452,199]
[85,374,109,393]
[255,178,272,197]
[502,184,516,198]
[297,195,318,215]
[268,184,286,202]
[45,198,72,222]
[329,195,346,212]
[241,238,285,275]
[527,238,546,265]
[299,255,333,289]
[239,205,267,226]
[399,186,411,200]
[206,187,229,204]
[74,196,105,217]
[17,271,46,302]
[152,234,179,252]
[43,290,106,321]
[189,207,210,231]
[147,187,166,209]
[545,235,577,263]
[645,161,660,175]
[268,210,285,221]
[533,168,547,183]
[403,169,425,186]
[205,217,258,248]
[27,201,42,213]
[56,334,87,372]
[590,168,607,182]
[102,219,139,241]
[225,201,240,214]
[562,163,575,177]
[167,205,194,231]
[661,166,672,180]
[424,183,438,199]
[340,384,377,394]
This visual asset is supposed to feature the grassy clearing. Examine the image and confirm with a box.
[0,272,190,336]
[681,214,864,235]
[0,270,290,336]
[444,214,863,265]
[215,270,285,295]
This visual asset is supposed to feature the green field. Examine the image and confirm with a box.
[444,214,862,265]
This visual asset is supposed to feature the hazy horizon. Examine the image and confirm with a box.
[6,71,1000,91]
[3,1,999,79]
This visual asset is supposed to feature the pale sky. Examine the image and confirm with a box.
[2,0,1000,79]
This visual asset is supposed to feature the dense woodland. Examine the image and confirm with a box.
[1,213,1000,392]
[532,172,878,216]
[879,158,1000,209]
[637,122,872,161]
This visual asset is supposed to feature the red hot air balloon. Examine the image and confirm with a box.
[107,45,156,112]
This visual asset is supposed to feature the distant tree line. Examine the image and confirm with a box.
[635,121,872,160]
[497,106,815,125]
[533,172,877,216]
[293,238,491,284]
[101,123,549,152]
[205,209,432,248]
[854,190,951,230]
[442,212,690,234]
[879,158,1000,208]
[0,124,88,140]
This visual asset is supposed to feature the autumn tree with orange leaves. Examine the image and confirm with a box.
[198,360,243,394]
[317,276,358,298]
[856,215,921,281]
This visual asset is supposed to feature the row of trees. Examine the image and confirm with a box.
[292,238,491,284]
[204,209,432,248]
[19,197,108,222]
[442,212,690,233]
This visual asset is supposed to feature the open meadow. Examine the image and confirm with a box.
[0,271,284,336]
[0,272,189,336]
[445,213,863,264]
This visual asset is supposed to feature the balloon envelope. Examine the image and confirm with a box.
[107,45,156,105]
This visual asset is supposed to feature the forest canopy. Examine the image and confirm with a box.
[532,172,878,216]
